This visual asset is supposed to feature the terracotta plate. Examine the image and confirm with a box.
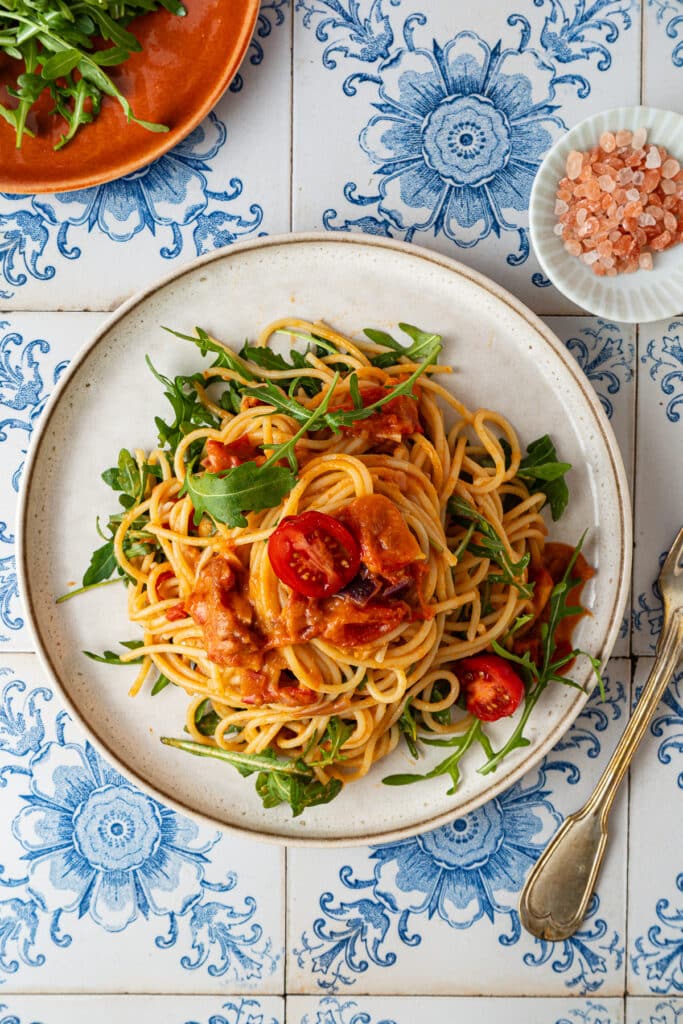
[18,234,631,846]
[0,0,259,194]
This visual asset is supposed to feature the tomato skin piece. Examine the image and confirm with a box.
[268,511,361,599]
[202,436,260,472]
[331,385,422,439]
[456,653,525,722]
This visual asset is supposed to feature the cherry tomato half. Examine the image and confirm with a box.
[456,653,525,722]
[268,511,361,599]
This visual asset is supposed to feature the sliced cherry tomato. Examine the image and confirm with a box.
[202,436,260,472]
[456,653,525,722]
[268,511,360,598]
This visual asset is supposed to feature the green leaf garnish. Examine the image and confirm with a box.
[516,435,571,521]
[448,495,533,599]
[83,640,144,665]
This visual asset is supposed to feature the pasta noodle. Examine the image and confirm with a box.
[104,317,556,803]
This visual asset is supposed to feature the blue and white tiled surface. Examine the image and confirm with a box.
[0,1,680,1022]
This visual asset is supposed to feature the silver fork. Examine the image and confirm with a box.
[519,525,683,941]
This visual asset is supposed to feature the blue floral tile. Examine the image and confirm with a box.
[0,996,284,1023]
[288,995,625,1024]
[0,654,285,993]
[544,317,636,656]
[0,313,107,650]
[293,0,640,314]
[644,0,683,113]
[0,1,291,312]
[627,997,683,1023]
[287,659,630,996]
[628,659,683,996]
[632,319,683,656]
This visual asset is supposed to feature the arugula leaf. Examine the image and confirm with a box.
[181,461,297,529]
[192,697,221,735]
[160,736,342,816]
[255,771,341,817]
[151,673,172,696]
[102,448,161,508]
[0,1,185,149]
[82,539,117,587]
[398,700,420,759]
[516,435,571,522]
[448,495,533,599]
[308,717,353,768]
[83,640,144,665]
[363,323,442,365]
[145,356,221,455]
[384,719,484,793]
[163,326,255,379]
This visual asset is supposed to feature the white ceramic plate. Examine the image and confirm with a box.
[530,105,683,322]
[18,234,631,846]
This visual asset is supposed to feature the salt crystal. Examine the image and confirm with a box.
[597,240,613,257]
[606,267,618,277]
[582,250,600,264]
[645,146,662,169]
[566,150,583,179]
[609,229,621,242]
[632,126,648,149]
[639,252,653,270]
[638,213,656,227]
[664,211,678,232]
[626,188,641,202]
[600,131,616,153]
[553,222,565,236]
[598,174,616,193]
[555,199,569,215]
[662,158,681,179]
[615,129,633,147]
[661,178,676,194]
[565,240,582,256]
[617,167,634,184]
[632,171,645,185]
[576,207,588,226]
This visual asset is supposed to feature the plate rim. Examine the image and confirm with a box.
[0,0,260,195]
[16,232,632,847]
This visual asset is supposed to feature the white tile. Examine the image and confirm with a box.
[293,0,640,314]
[0,313,106,649]
[288,995,625,1024]
[0,654,285,993]
[627,997,683,1023]
[0,997,284,1023]
[544,317,636,656]
[287,660,630,996]
[628,658,683,996]
[632,319,683,655]
[0,1,291,311]
[644,1,683,113]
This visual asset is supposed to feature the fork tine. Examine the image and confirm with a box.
[658,525,683,601]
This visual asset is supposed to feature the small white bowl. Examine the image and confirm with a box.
[530,105,683,322]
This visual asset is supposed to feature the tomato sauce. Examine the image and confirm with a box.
[513,542,595,665]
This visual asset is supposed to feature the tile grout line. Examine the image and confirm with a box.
[640,0,646,105]
[289,0,295,235]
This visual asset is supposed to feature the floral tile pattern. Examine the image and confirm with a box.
[0,654,285,992]
[627,997,683,1023]
[645,0,683,113]
[0,2,291,311]
[292,0,640,313]
[287,660,630,996]
[632,319,683,656]
[0,997,284,1023]
[288,995,626,1023]
[0,0,681,1012]
[628,660,683,996]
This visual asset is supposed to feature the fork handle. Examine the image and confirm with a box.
[520,610,683,941]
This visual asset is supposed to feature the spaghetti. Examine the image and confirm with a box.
[77,317,594,814]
